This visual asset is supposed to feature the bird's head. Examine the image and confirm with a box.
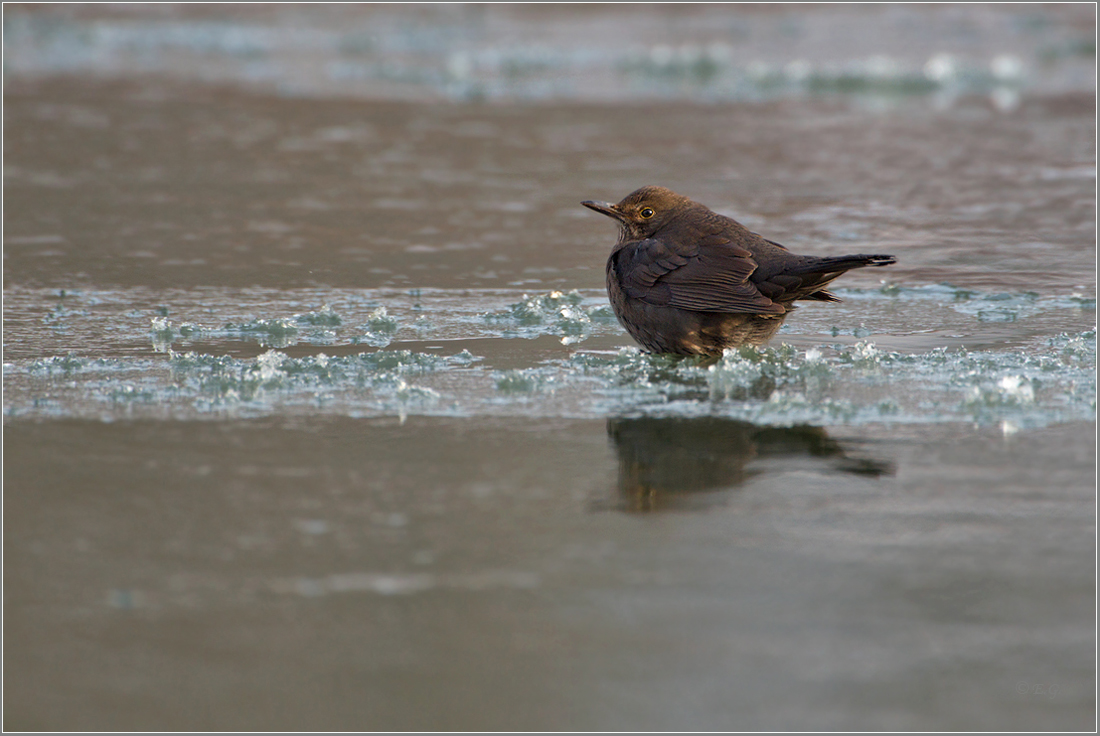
[582,185,699,241]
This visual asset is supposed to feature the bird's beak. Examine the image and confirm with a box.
[581,200,624,221]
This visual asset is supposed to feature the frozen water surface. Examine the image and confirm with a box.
[3,4,1095,732]
[4,284,1094,428]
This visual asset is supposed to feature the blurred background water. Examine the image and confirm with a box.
[3,4,1096,730]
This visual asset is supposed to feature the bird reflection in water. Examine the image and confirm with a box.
[606,416,892,513]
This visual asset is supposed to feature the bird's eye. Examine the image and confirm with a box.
[639,207,655,219]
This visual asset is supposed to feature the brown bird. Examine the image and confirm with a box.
[582,186,896,356]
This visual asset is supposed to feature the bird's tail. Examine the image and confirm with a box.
[796,254,897,274]
[790,254,896,303]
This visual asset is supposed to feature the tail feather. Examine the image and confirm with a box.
[802,289,842,302]
[794,254,897,275]
[789,254,895,304]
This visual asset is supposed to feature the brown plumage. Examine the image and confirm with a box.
[582,185,897,356]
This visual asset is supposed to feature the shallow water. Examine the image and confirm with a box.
[3,4,1096,731]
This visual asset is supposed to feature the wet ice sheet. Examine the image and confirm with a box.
[3,285,1094,428]
[4,83,1095,298]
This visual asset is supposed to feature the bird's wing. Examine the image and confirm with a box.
[611,235,785,314]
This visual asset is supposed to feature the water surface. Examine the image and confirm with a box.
[3,4,1095,731]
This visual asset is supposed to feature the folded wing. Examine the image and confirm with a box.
[611,235,786,315]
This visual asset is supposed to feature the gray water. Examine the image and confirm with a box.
[3,4,1096,731]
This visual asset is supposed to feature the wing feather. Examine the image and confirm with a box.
[611,237,784,314]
